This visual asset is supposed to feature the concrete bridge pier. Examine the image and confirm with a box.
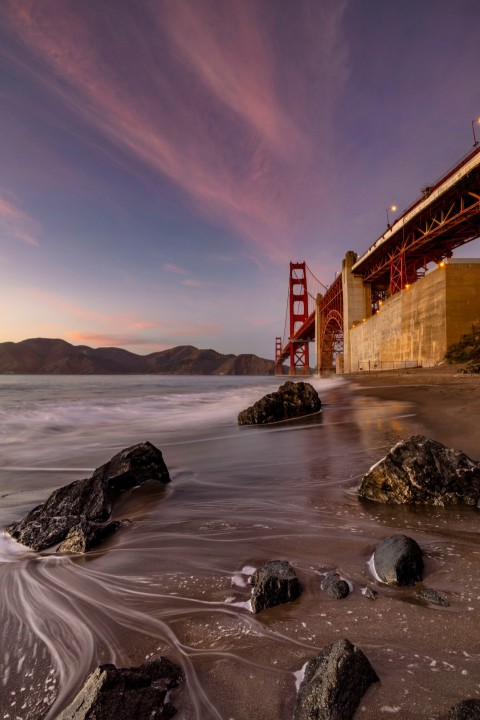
[341,251,372,373]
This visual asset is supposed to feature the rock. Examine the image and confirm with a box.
[415,587,450,607]
[249,560,301,613]
[373,534,423,587]
[448,699,480,720]
[55,656,183,719]
[238,381,321,425]
[358,435,480,506]
[6,442,170,552]
[362,586,378,600]
[320,572,350,599]
[57,520,121,553]
[293,638,379,720]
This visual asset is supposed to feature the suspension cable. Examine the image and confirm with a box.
[283,282,289,346]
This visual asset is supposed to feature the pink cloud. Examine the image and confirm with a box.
[181,278,216,289]
[0,190,40,246]
[65,331,170,349]
[28,288,155,328]
[2,1,348,262]
[27,287,222,343]
[66,322,221,347]
[248,316,276,328]
[163,262,188,275]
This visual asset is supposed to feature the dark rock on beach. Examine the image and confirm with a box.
[448,699,480,720]
[55,657,183,720]
[250,560,301,613]
[415,587,450,607]
[57,520,122,553]
[293,638,379,720]
[373,534,424,587]
[320,572,350,599]
[6,442,170,552]
[238,380,321,425]
[358,435,480,506]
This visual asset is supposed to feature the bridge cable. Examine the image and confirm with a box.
[283,282,289,348]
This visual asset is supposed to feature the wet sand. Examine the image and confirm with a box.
[2,373,480,719]
[348,364,480,459]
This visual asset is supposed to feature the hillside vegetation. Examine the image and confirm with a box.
[445,329,480,373]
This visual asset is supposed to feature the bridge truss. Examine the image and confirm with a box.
[354,146,480,296]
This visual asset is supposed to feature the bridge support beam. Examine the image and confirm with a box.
[342,251,372,373]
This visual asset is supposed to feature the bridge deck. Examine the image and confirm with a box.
[352,146,480,285]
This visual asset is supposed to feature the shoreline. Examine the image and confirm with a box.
[346,364,480,459]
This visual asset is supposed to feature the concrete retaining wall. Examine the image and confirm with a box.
[349,261,480,370]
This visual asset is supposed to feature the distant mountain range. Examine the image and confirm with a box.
[0,338,275,375]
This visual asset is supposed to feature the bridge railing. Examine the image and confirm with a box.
[355,359,420,372]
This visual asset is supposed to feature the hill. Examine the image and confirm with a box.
[0,339,275,375]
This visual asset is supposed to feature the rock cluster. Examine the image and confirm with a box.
[55,657,183,720]
[238,381,321,425]
[249,560,301,613]
[293,638,379,720]
[6,441,170,552]
[19,429,475,718]
[358,435,480,506]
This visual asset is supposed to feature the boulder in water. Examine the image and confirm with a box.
[54,657,183,720]
[6,442,170,552]
[373,534,424,587]
[320,572,350,599]
[358,435,480,506]
[238,381,321,425]
[293,638,379,720]
[250,560,300,613]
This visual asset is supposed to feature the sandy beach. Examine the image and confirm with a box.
[348,364,480,460]
[2,372,480,719]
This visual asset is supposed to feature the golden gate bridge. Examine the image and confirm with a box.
[275,142,480,375]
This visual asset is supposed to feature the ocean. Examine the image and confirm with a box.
[1,375,479,719]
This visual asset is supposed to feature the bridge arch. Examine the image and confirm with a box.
[318,309,343,373]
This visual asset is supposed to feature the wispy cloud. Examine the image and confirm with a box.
[27,287,222,345]
[0,190,40,246]
[181,278,216,289]
[65,331,169,349]
[2,0,349,261]
[248,316,276,328]
[66,322,221,347]
[28,289,153,328]
[163,262,188,275]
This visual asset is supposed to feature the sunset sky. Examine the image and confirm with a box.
[1,0,479,359]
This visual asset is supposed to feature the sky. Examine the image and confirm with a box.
[1,0,480,360]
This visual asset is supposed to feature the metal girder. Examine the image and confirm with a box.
[318,308,343,373]
[362,189,480,288]
[317,276,344,373]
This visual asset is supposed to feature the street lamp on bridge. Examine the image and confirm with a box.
[386,204,397,228]
[472,117,480,148]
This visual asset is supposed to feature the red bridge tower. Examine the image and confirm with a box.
[288,262,310,374]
